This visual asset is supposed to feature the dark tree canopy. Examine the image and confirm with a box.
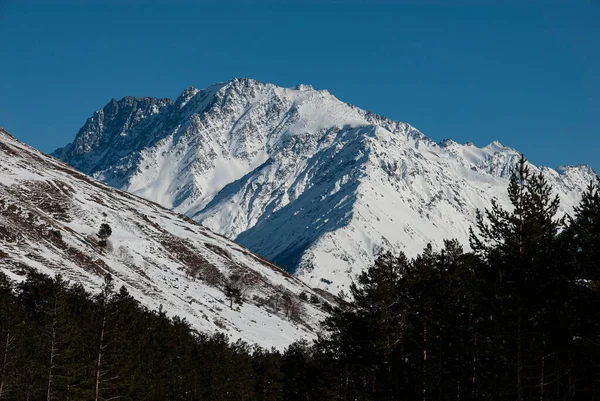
[0,156,598,400]
[97,223,112,248]
[224,283,243,309]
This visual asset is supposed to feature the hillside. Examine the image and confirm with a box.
[0,127,328,349]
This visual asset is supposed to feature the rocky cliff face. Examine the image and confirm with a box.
[54,78,596,293]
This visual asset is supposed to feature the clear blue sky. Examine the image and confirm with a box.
[1,1,598,171]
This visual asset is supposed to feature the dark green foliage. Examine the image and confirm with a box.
[0,273,26,399]
[0,155,598,400]
[467,155,575,400]
[312,155,599,400]
[281,340,330,401]
[97,223,112,248]
[0,272,274,400]
[316,251,410,399]
[224,283,243,309]
[564,176,600,281]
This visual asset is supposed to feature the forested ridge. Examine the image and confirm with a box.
[0,156,598,400]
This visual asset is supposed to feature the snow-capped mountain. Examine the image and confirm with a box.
[0,127,328,349]
[53,78,596,293]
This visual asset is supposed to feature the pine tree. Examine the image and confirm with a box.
[470,155,563,400]
[103,286,142,398]
[252,345,283,401]
[566,176,600,282]
[224,283,243,309]
[44,275,68,401]
[61,282,96,401]
[282,340,327,401]
[0,272,24,399]
[93,273,115,401]
[318,251,411,400]
[561,176,600,399]
[97,223,112,249]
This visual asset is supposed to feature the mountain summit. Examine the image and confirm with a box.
[54,78,596,292]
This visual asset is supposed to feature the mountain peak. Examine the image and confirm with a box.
[221,77,265,90]
[557,164,597,177]
[484,140,514,153]
[294,83,314,91]
[180,85,199,97]
[439,138,458,148]
[175,86,200,108]
[53,79,596,293]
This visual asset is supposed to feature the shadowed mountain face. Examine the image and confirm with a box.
[54,78,596,292]
[0,128,328,349]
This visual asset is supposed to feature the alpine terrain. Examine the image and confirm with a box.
[0,127,329,349]
[53,78,597,292]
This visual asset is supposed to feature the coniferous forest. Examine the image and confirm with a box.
[0,156,599,400]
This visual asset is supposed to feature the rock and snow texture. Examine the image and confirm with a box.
[0,128,328,349]
[53,78,597,293]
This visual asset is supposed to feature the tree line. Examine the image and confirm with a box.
[313,156,599,400]
[0,156,598,400]
[0,271,305,401]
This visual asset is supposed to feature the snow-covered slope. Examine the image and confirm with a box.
[53,78,596,293]
[0,127,329,349]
